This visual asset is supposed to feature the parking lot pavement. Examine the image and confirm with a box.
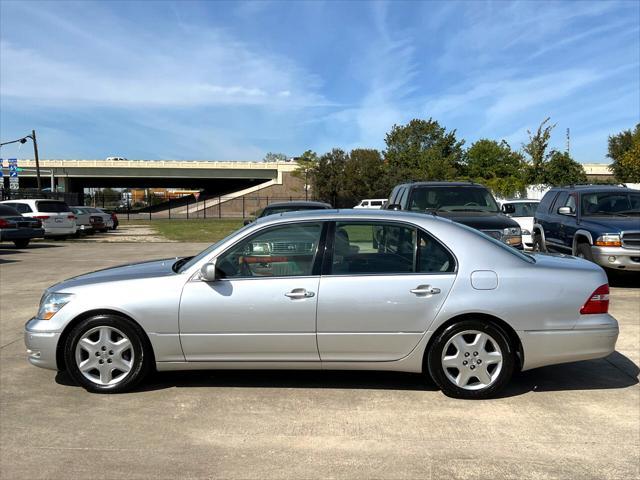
[1,243,638,480]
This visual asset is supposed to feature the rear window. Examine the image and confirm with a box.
[36,201,71,213]
[509,202,540,217]
[0,205,21,216]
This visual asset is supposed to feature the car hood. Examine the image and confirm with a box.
[438,211,520,230]
[50,258,179,291]
[579,216,640,232]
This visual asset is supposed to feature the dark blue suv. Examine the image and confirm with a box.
[533,185,640,272]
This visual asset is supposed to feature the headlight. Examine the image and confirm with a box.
[595,234,621,247]
[37,293,74,320]
[502,227,521,246]
[503,227,521,236]
[521,229,531,236]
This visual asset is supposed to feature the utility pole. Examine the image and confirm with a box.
[566,128,570,156]
[31,130,42,191]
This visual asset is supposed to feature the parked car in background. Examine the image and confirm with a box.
[106,156,127,162]
[533,185,640,272]
[0,199,76,239]
[25,210,618,399]
[244,201,332,225]
[0,204,45,248]
[384,182,523,248]
[500,199,540,250]
[354,199,387,209]
[70,207,106,236]
[80,207,113,232]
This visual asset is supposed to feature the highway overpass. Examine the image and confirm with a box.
[1,159,302,196]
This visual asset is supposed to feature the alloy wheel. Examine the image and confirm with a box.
[441,330,503,390]
[74,326,134,386]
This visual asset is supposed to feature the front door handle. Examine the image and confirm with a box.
[285,288,315,299]
[410,285,441,295]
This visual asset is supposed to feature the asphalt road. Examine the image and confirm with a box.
[1,242,638,479]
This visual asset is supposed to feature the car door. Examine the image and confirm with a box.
[179,221,325,362]
[544,191,568,250]
[316,221,456,362]
[559,193,578,250]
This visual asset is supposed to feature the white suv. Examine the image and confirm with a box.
[500,199,540,250]
[0,199,77,238]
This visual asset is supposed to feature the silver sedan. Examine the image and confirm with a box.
[24,210,619,399]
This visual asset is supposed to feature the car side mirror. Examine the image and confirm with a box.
[557,206,575,216]
[502,204,515,214]
[200,261,218,282]
[243,219,252,226]
[388,204,401,211]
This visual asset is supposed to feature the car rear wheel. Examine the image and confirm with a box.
[532,232,545,252]
[64,315,150,393]
[427,320,515,399]
[13,239,30,248]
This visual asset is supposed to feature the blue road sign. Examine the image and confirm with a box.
[9,158,18,177]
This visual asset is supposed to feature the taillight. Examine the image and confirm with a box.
[34,215,50,220]
[68,215,76,220]
[580,284,610,314]
[0,219,13,228]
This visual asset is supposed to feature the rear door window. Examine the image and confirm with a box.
[537,191,558,214]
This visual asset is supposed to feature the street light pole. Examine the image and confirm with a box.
[31,130,42,191]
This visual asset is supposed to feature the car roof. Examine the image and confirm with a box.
[255,208,455,226]
[1,198,66,205]
[264,201,332,208]
[550,185,638,193]
[396,181,486,188]
[502,199,540,203]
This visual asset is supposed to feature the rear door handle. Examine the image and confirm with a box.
[410,285,441,295]
[285,288,315,299]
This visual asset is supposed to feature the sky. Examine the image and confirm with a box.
[0,0,638,163]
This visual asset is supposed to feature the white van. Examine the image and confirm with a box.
[0,199,77,238]
[354,198,387,209]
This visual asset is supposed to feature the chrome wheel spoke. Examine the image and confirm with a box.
[78,337,98,354]
[78,357,98,373]
[455,369,471,387]
[113,337,131,355]
[442,354,460,369]
[475,367,493,385]
[483,351,502,365]
[111,356,132,373]
[98,327,112,344]
[99,364,113,384]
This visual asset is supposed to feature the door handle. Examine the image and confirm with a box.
[410,285,441,295]
[285,288,315,299]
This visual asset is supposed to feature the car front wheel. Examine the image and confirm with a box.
[427,320,515,399]
[64,315,150,393]
[13,239,30,248]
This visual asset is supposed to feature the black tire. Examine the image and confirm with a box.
[576,242,594,262]
[13,239,30,248]
[64,315,150,393]
[532,231,545,252]
[427,320,515,400]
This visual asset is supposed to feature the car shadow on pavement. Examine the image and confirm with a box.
[55,352,638,396]
[498,351,639,398]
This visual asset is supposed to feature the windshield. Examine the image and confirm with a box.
[259,205,327,218]
[177,222,254,273]
[508,202,539,217]
[581,191,640,216]
[409,186,499,212]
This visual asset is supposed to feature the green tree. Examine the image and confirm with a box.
[314,148,348,207]
[263,152,289,162]
[607,124,640,181]
[464,139,528,197]
[543,151,587,186]
[291,150,318,199]
[523,117,556,184]
[384,118,464,183]
[342,149,389,206]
